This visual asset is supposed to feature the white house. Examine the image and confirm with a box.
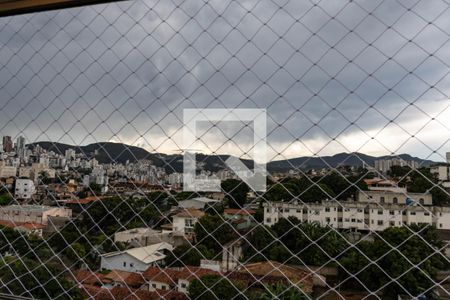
[15,178,36,200]
[171,208,205,237]
[100,242,173,272]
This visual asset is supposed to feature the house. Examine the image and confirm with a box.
[100,242,173,272]
[0,220,45,238]
[178,197,220,210]
[74,269,145,289]
[223,208,256,230]
[222,238,245,272]
[357,190,432,206]
[0,205,72,225]
[171,208,205,237]
[228,261,317,295]
[114,227,187,248]
[143,266,219,294]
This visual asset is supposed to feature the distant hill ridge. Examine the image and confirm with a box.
[28,141,436,173]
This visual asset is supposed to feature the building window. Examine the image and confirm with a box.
[123,262,126,267]
[378,210,383,215]
[410,212,416,215]
[389,210,394,215]
[266,218,271,223]
[351,218,356,222]
[377,220,383,226]
[162,286,166,290]
[130,263,134,268]
[152,284,156,288]
[380,196,385,203]
[181,283,187,288]
[325,217,330,223]
[419,198,424,205]
[338,218,342,222]
[424,212,430,216]
[325,207,330,212]
[393,197,398,204]
[440,223,443,228]
[390,221,395,226]
[302,208,308,214]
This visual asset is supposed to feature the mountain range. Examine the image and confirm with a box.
[27,141,437,173]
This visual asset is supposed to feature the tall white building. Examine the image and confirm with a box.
[374,158,419,174]
[15,136,26,158]
[14,178,36,200]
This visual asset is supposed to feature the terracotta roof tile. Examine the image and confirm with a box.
[224,208,256,215]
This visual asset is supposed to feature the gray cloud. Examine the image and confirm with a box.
[0,0,449,162]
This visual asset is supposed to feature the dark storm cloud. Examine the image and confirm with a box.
[0,0,449,161]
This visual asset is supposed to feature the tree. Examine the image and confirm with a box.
[243,225,277,262]
[0,256,82,300]
[338,225,447,298]
[194,214,236,255]
[222,179,249,208]
[188,275,246,300]
[165,244,213,267]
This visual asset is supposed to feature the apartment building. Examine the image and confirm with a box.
[357,190,432,206]
[263,201,450,231]
[14,178,36,200]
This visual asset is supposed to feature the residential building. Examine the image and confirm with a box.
[222,238,245,271]
[15,136,26,158]
[0,164,16,178]
[431,165,450,181]
[143,266,219,293]
[100,242,173,272]
[14,178,36,200]
[374,158,419,174]
[0,220,45,237]
[171,208,205,237]
[263,201,450,231]
[0,205,72,225]
[223,208,256,230]
[357,190,432,206]
[363,178,406,193]
[227,261,317,295]
[114,227,186,248]
[2,136,12,153]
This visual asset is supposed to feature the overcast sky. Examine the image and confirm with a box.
[0,0,449,162]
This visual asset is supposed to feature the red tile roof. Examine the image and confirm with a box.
[81,285,186,300]
[74,269,145,288]
[65,196,106,204]
[0,220,45,230]
[224,208,256,215]
[143,266,219,285]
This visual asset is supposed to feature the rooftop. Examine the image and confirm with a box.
[224,208,256,216]
[1,205,60,212]
[102,242,173,264]
[174,208,205,218]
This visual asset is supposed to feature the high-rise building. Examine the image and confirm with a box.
[2,136,12,152]
[15,136,26,157]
